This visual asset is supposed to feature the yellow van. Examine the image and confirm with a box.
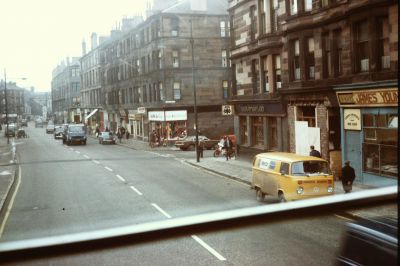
[251,152,334,202]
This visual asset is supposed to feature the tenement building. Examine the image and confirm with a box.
[94,0,233,141]
[229,0,398,184]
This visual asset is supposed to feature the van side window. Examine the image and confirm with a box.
[280,162,289,175]
[259,158,270,169]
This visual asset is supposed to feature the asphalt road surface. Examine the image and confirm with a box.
[0,125,348,265]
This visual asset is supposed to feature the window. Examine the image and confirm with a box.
[171,17,179,36]
[222,50,228,67]
[363,114,398,178]
[306,37,315,79]
[259,0,266,34]
[297,106,316,127]
[173,82,181,100]
[252,59,260,94]
[333,29,343,76]
[262,57,269,93]
[158,50,163,69]
[356,20,369,72]
[223,80,229,99]
[274,55,282,90]
[322,33,332,78]
[159,82,165,101]
[292,39,301,80]
[321,0,329,7]
[290,0,298,15]
[220,21,226,37]
[377,17,390,70]
[240,116,248,145]
[280,162,290,175]
[304,0,312,11]
[250,6,257,40]
[172,50,179,68]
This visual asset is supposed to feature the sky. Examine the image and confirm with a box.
[0,0,149,92]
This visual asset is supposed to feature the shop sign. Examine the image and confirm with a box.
[343,109,361,131]
[336,88,398,107]
[129,114,142,120]
[237,103,284,115]
[165,110,187,121]
[137,107,146,114]
[148,111,165,121]
[119,109,127,116]
[222,105,233,116]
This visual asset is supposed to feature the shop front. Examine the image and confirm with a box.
[233,102,287,152]
[148,110,187,144]
[128,109,145,140]
[336,85,398,185]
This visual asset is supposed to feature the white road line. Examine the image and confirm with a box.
[116,174,126,182]
[75,151,81,154]
[69,148,74,151]
[191,235,227,261]
[151,203,171,219]
[104,166,113,172]
[130,186,143,196]
[0,166,22,238]
[92,160,100,164]
[83,155,90,159]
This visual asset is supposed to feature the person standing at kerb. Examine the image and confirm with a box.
[341,161,356,193]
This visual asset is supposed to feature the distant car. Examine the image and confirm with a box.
[98,131,116,145]
[174,135,219,151]
[21,119,28,127]
[53,125,64,139]
[16,128,27,138]
[35,120,43,128]
[4,124,17,137]
[46,124,55,134]
[63,124,87,145]
[337,216,398,266]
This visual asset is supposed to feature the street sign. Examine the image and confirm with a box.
[137,107,146,114]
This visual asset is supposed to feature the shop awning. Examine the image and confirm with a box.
[84,109,98,122]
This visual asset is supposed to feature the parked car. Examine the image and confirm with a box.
[337,216,398,266]
[174,135,219,151]
[21,119,28,127]
[98,131,116,145]
[46,124,55,134]
[63,124,87,145]
[53,125,64,139]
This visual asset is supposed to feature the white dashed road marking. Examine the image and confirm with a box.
[151,203,171,219]
[116,174,126,182]
[191,235,227,261]
[130,186,143,196]
[104,166,113,172]
[75,151,81,154]
[83,155,90,159]
[92,160,100,164]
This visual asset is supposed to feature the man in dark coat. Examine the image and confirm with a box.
[309,145,321,158]
[341,160,356,193]
[223,136,233,161]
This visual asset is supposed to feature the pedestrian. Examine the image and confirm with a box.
[223,135,233,161]
[309,145,321,158]
[105,127,109,132]
[341,160,356,193]
[150,130,156,148]
[126,130,130,140]
[95,126,100,138]
[117,127,122,143]
[198,140,204,158]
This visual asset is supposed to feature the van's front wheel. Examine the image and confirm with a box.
[278,192,286,203]
[256,188,265,202]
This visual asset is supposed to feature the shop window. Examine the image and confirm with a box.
[363,114,398,178]
[240,116,248,145]
[252,117,264,147]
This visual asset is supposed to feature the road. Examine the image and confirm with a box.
[0,125,348,265]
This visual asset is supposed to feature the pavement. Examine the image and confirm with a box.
[0,133,397,228]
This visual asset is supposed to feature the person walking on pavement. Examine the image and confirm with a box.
[117,127,123,143]
[223,135,233,161]
[341,160,356,193]
[150,130,156,148]
[309,145,321,158]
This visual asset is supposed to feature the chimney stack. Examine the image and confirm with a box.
[82,39,87,56]
[91,32,98,50]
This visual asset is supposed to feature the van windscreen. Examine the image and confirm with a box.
[292,161,330,175]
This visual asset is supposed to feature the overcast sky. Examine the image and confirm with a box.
[0,0,149,91]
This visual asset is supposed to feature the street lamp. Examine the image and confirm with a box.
[3,69,27,144]
[190,19,200,163]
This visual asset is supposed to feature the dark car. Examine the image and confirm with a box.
[21,119,28,127]
[63,124,87,145]
[53,125,64,139]
[337,216,398,266]
[46,124,55,134]
[98,131,116,145]
[174,135,219,151]
[16,128,27,138]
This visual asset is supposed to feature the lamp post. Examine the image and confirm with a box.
[190,19,200,163]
